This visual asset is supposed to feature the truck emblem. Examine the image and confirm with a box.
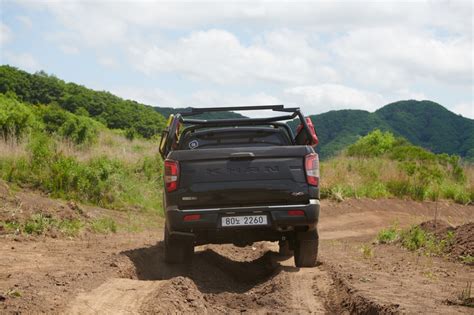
[291,192,304,196]
[189,140,199,149]
[182,196,198,201]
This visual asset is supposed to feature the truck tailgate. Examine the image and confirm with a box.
[166,146,314,209]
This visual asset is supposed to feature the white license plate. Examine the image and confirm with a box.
[221,215,268,227]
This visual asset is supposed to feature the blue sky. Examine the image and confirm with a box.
[0,0,473,118]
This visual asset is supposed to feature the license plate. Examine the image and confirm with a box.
[221,215,268,227]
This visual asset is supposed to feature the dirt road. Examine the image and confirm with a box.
[1,198,473,314]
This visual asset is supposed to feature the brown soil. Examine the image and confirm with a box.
[419,219,455,236]
[1,184,473,314]
[419,219,473,260]
[450,223,474,258]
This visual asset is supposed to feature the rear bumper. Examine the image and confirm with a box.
[165,200,320,245]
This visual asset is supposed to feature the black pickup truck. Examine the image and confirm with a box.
[159,105,320,267]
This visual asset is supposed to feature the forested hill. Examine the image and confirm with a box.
[0,65,166,138]
[311,100,474,160]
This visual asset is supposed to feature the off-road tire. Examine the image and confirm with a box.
[294,230,319,267]
[278,240,294,256]
[164,225,194,264]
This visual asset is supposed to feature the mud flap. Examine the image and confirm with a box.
[296,229,319,241]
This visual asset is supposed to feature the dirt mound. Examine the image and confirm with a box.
[0,180,87,224]
[419,219,454,237]
[140,277,207,314]
[450,222,474,258]
[418,220,473,261]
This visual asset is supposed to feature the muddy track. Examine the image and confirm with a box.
[69,241,334,314]
[1,198,473,314]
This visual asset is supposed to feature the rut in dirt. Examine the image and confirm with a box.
[116,241,329,313]
[119,241,394,314]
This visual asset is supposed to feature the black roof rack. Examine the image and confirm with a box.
[175,104,310,138]
[179,105,300,117]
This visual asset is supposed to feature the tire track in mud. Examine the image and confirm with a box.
[68,242,337,314]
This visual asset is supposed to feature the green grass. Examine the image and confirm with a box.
[90,217,117,234]
[376,225,399,244]
[23,214,51,235]
[5,289,22,298]
[57,219,84,236]
[1,215,116,236]
[376,224,456,257]
[360,244,374,259]
[400,226,429,251]
[460,255,474,265]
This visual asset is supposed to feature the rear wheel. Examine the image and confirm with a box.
[294,230,319,267]
[278,240,293,257]
[164,225,194,264]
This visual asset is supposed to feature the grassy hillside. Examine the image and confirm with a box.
[321,130,473,204]
[0,93,163,213]
[311,101,474,160]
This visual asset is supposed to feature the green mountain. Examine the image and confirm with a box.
[311,101,474,160]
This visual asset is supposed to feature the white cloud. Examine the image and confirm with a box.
[111,86,183,107]
[59,44,79,55]
[110,86,282,117]
[30,1,473,35]
[0,23,12,45]
[4,52,40,71]
[284,84,385,113]
[452,102,474,119]
[16,16,33,28]
[331,28,473,89]
[129,29,335,85]
[97,56,118,69]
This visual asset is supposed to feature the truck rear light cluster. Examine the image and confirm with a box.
[305,153,319,186]
[183,214,201,221]
[288,210,305,216]
[164,160,179,192]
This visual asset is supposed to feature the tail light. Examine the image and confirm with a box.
[305,153,319,186]
[183,214,201,221]
[288,210,305,216]
[164,160,179,192]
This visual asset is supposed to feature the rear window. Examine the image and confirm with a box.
[179,129,291,150]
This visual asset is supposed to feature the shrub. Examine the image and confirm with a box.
[23,214,51,235]
[347,130,396,157]
[40,105,100,145]
[377,225,398,244]
[0,93,39,140]
[400,226,427,251]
